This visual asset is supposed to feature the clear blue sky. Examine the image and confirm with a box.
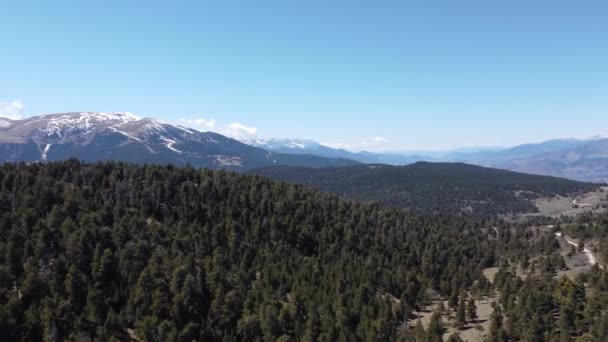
[1,0,607,151]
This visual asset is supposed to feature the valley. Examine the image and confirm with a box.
[4,2,607,340]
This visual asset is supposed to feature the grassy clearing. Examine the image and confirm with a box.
[529,186,608,218]
[410,294,497,342]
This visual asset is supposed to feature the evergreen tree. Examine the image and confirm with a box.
[466,297,477,323]
[413,320,426,342]
[455,294,466,330]
[489,302,506,342]
[427,311,444,342]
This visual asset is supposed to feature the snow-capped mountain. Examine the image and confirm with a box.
[0,112,359,170]
[240,137,434,165]
[241,137,377,161]
[241,138,322,151]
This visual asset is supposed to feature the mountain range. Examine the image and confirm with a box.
[452,138,608,183]
[242,136,608,182]
[0,112,358,170]
[240,138,438,165]
[1,111,607,182]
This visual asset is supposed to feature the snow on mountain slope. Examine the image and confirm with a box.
[239,137,430,164]
[0,112,140,144]
[241,138,322,151]
[0,112,359,170]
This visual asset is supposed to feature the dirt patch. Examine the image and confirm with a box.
[555,234,599,278]
[482,267,499,284]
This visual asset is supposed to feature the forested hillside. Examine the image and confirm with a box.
[489,261,608,341]
[474,209,608,341]
[252,162,599,217]
[0,160,504,341]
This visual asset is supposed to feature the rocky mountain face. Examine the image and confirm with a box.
[0,112,359,170]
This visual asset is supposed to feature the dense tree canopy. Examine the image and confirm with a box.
[491,263,608,341]
[252,162,598,218]
[0,160,502,341]
[1,160,605,341]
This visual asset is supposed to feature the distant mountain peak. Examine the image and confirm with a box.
[0,112,358,170]
[240,137,322,150]
[41,111,141,127]
[0,112,146,145]
[239,137,432,165]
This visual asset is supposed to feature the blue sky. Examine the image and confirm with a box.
[1,1,607,151]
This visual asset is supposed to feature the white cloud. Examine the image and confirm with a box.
[177,117,259,140]
[372,136,388,143]
[179,117,216,130]
[225,122,258,139]
[0,100,24,120]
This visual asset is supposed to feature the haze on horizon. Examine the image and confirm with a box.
[1,1,607,152]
